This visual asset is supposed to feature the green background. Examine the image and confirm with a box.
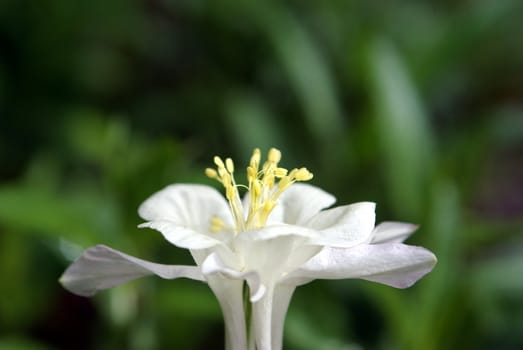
[1,0,522,349]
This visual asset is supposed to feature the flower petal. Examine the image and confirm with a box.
[201,252,266,302]
[139,220,224,249]
[138,184,232,249]
[268,184,336,225]
[243,224,320,241]
[235,233,322,287]
[60,245,204,297]
[305,202,376,247]
[371,221,418,243]
[287,243,437,288]
[138,184,232,231]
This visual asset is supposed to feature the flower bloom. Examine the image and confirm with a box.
[60,148,437,350]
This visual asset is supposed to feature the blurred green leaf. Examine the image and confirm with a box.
[243,0,345,143]
[367,38,435,218]
[412,179,463,350]
[225,91,286,158]
[0,183,121,247]
[156,281,221,320]
[286,284,352,350]
[471,249,523,296]
[0,232,44,329]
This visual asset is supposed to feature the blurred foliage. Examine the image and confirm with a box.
[1,0,522,349]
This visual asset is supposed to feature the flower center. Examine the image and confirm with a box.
[205,148,313,233]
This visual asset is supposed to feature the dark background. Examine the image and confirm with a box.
[1,0,522,349]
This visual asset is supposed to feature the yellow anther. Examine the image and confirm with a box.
[294,167,313,181]
[225,158,234,173]
[214,156,225,169]
[274,167,288,178]
[268,148,281,163]
[205,168,218,179]
[288,168,297,177]
[250,148,261,168]
[217,166,227,178]
[205,147,313,232]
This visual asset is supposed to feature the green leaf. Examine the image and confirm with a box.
[471,250,523,296]
[248,1,345,143]
[367,38,435,217]
[225,92,286,158]
[0,183,119,247]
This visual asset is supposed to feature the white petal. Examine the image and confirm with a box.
[206,276,248,350]
[269,183,336,225]
[242,224,320,241]
[371,221,418,243]
[201,252,266,302]
[60,245,204,297]
[138,184,231,249]
[306,202,376,247]
[138,184,232,231]
[234,233,322,288]
[271,284,296,350]
[287,243,437,288]
[139,220,224,249]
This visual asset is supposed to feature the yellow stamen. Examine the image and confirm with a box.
[252,180,262,198]
[274,167,288,178]
[294,167,313,181]
[250,148,261,168]
[205,168,218,179]
[214,156,225,169]
[225,158,234,173]
[205,147,313,232]
[247,166,257,182]
[268,148,281,163]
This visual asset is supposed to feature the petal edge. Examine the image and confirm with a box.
[60,245,204,296]
[286,243,437,288]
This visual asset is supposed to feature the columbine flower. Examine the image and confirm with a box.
[60,148,436,350]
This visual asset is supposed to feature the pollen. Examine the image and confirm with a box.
[205,147,314,232]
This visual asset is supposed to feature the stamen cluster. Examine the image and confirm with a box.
[205,148,313,233]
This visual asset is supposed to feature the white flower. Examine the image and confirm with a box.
[60,148,436,350]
